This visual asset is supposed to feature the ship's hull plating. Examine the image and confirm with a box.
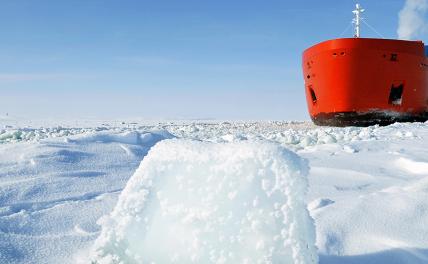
[302,38,428,126]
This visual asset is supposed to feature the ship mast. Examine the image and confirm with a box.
[352,3,364,38]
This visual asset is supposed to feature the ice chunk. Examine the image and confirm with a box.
[86,140,318,264]
[71,130,174,145]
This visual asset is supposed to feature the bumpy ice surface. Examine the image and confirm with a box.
[88,140,318,264]
[2,119,428,263]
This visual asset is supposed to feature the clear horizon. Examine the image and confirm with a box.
[0,0,425,120]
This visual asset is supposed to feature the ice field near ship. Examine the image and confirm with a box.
[1,118,428,263]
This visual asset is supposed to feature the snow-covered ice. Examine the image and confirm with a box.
[1,120,428,263]
[86,140,317,264]
[0,129,173,263]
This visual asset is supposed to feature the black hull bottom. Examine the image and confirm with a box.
[312,111,428,127]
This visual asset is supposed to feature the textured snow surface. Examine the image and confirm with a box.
[1,120,428,264]
[86,140,317,264]
[1,121,420,151]
[0,129,173,264]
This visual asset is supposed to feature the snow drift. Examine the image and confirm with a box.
[87,140,318,264]
[0,130,174,264]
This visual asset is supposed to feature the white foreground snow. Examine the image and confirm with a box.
[0,129,173,264]
[86,140,317,264]
[1,120,428,263]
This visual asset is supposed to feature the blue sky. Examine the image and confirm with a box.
[0,0,418,120]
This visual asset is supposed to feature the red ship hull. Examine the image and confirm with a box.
[302,38,428,126]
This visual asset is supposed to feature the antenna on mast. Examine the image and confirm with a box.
[352,3,364,38]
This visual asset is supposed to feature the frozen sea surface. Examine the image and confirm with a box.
[0,119,428,263]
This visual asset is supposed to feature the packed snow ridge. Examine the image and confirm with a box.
[85,140,318,264]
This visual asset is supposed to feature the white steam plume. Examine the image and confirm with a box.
[397,0,428,39]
